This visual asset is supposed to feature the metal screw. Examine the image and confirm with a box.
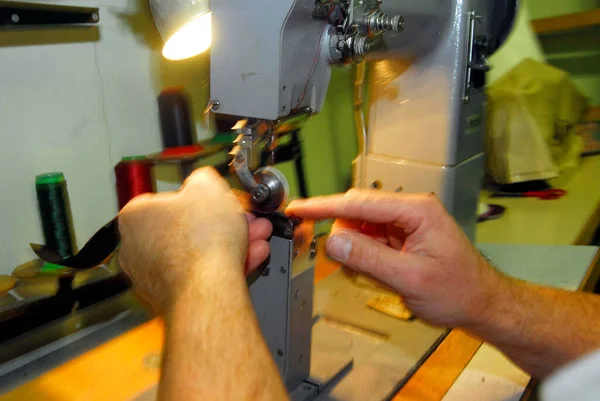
[282,85,287,91]
[211,100,220,111]
[252,184,270,203]
[277,349,284,356]
[92,13,99,22]
[282,106,287,111]
[280,266,287,274]
[371,180,382,189]
[11,14,19,23]
[395,186,404,192]
[295,290,300,299]
[261,266,271,276]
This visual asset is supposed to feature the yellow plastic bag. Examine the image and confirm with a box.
[486,58,587,184]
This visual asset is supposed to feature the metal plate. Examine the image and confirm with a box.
[312,270,448,401]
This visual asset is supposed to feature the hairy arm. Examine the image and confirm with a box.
[466,272,600,379]
[118,168,285,401]
[159,254,288,401]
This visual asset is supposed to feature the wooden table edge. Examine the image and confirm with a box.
[394,246,600,401]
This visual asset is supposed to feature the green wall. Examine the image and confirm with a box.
[277,67,358,198]
[528,0,600,105]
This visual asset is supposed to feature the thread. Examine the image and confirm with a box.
[115,156,155,210]
[35,173,77,269]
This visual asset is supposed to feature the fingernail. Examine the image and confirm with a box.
[327,233,352,262]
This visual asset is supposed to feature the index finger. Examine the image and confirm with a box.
[286,189,438,234]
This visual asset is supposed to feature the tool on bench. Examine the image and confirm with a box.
[491,188,566,200]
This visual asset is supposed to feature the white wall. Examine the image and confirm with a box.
[0,0,211,274]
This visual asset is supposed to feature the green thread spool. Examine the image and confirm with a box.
[35,172,76,271]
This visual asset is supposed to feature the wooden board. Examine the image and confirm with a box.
[532,9,600,34]
[392,330,483,401]
[440,344,529,401]
[0,319,164,401]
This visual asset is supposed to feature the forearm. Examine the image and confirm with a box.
[464,271,600,379]
[159,257,288,401]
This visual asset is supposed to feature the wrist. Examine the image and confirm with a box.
[462,259,518,332]
[165,254,248,315]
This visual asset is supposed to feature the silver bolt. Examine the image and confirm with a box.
[252,184,270,203]
[371,180,382,189]
[11,14,19,23]
[261,266,271,276]
[92,13,99,22]
[280,266,287,274]
[211,100,220,111]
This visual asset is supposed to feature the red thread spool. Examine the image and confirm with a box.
[115,156,155,210]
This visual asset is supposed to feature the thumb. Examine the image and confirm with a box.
[326,230,416,288]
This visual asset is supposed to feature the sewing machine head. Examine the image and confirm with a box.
[150,0,517,216]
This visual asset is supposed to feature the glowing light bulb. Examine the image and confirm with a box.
[162,12,212,61]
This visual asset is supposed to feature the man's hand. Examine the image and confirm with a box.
[118,167,288,400]
[286,189,501,328]
[288,189,600,379]
[118,167,272,312]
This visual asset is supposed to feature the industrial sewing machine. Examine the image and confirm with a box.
[0,1,516,400]
[150,0,517,399]
[154,0,516,238]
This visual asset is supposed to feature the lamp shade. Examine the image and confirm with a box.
[150,0,211,60]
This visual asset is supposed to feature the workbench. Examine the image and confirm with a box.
[1,155,600,401]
